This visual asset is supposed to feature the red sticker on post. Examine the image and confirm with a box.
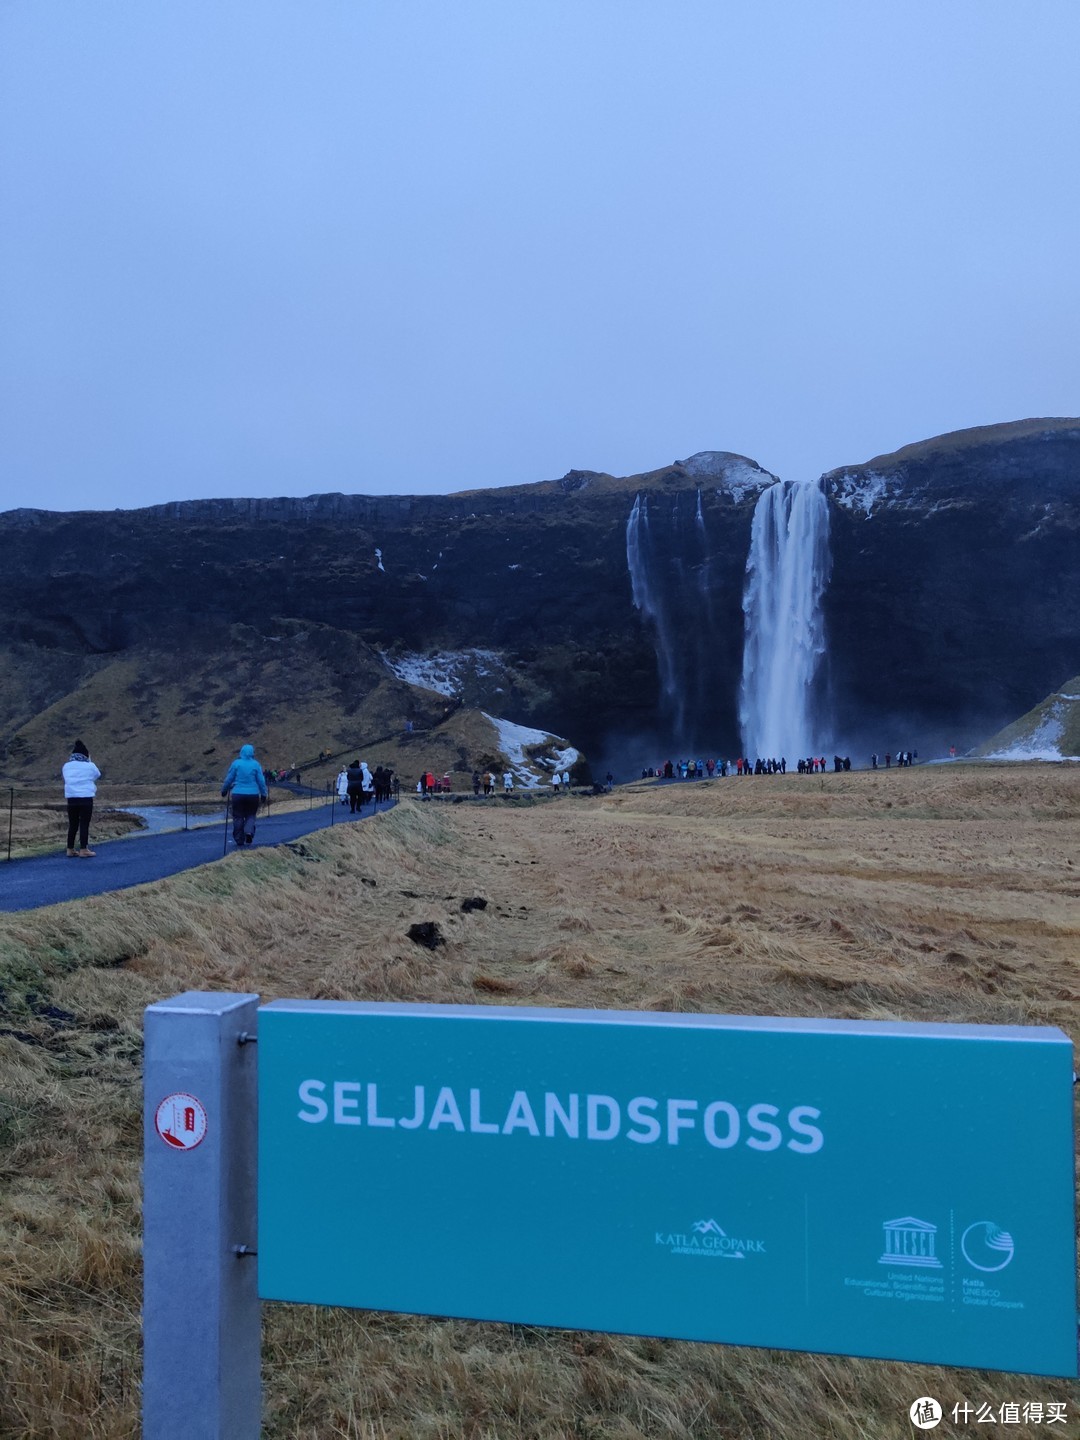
[154,1092,208,1151]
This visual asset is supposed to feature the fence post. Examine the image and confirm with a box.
[184,779,189,832]
[143,991,261,1439]
[6,787,12,862]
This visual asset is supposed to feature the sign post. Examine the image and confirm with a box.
[143,991,261,1439]
[142,993,1078,1440]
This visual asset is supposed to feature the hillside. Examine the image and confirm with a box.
[1,623,582,789]
[975,675,1080,760]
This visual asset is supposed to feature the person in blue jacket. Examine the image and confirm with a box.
[221,743,268,847]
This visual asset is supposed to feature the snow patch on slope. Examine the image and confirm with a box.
[984,697,1080,761]
[482,713,580,788]
[383,649,503,697]
[832,469,890,518]
[680,452,774,503]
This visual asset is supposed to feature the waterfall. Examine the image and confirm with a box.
[694,487,712,610]
[739,479,831,759]
[626,494,682,729]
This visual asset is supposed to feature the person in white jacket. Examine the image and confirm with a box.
[336,768,349,805]
[62,739,101,857]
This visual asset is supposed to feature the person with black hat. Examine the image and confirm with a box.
[62,740,101,857]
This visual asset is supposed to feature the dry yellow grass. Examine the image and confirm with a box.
[1,763,1078,1438]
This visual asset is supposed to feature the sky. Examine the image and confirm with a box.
[2,0,1078,513]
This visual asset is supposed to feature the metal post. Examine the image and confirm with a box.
[223,797,231,855]
[143,991,261,1440]
[6,787,12,862]
[184,780,189,832]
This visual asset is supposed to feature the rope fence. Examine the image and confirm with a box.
[0,776,331,863]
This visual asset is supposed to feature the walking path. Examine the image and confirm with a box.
[0,798,392,914]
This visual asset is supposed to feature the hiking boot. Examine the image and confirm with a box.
[77,849,96,858]
[66,848,77,857]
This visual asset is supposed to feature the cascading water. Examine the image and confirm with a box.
[626,493,683,729]
[739,479,831,760]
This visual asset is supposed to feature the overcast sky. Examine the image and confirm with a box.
[2,1,1078,513]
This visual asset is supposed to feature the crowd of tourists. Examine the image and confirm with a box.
[642,750,921,780]
[465,767,574,797]
[335,761,398,811]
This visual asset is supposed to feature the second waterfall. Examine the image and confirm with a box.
[739,480,831,761]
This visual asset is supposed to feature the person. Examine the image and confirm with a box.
[336,767,349,805]
[503,771,514,794]
[472,770,482,796]
[552,771,561,796]
[561,769,571,793]
[346,759,365,812]
[63,739,101,857]
[221,743,268,847]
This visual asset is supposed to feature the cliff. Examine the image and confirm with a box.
[822,419,1080,747]
[1,422,1077,774]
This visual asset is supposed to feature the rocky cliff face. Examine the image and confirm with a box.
[1,421,1077,770]
[0,452,776,765]
[822,419,1080,750]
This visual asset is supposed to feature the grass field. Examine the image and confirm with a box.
[1,763,1078,1438]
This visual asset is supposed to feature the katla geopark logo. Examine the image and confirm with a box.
[961,1221,1015,1273]
[656,1218,766,1259]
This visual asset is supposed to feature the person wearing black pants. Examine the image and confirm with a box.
[221,743,269,847]
[229,793,261,847]
[67,798,94,853]
[62,740,102,857]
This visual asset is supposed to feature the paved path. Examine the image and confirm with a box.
[0,798,391,914]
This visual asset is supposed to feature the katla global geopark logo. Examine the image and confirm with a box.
[656,1218,766,1259]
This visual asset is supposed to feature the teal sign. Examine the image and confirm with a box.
[258,1003,1077,1376]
